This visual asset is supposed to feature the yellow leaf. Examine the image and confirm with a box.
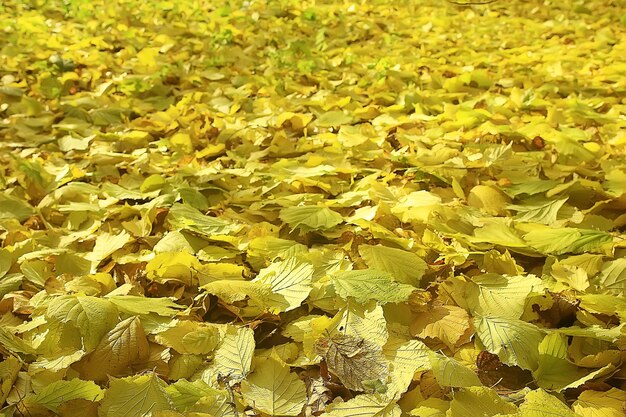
[241,357,306,416]
[573,388,626,417]
[213,325,255,381]
[76,316,150,382]
[410,305,473,350]
[448,386,517,416]
[154,320,219,355]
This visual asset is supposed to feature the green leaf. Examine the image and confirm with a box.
[534,333,576,391]
[241,357,307,416]
[31,349,86,372]
[313,110,354,127]
[0,274,22,299]
[247,237,308,262]
[604,169,626,196]
[505,180,561,197]
[99,373,172,417]
[153,320,219,355]
[153,231,208,254]
[330,302,389,348]
[472,222,528,248]
[358,244,427,286]
[168,354,204,381]
[474,316,545,370]
[189,389,235,417]
[179,187,210,211]
[383,337,431,396]
[146,252,203,286]
[580,294,626,321]
[202,279,268,304]
[332,269,416,304]
[28,379,103,412]
[279,205,343,233]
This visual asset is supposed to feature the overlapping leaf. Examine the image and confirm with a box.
[1,0,625,416]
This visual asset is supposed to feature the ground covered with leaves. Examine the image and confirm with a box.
[1,0,626,416]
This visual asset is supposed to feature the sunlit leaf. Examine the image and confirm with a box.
[167,203,239,237]
[465,274,542,319]
[358,245,427,286]
[324,394,401,417]
[86,231,132,272]
[99,373,172,417]
[28,379,103,412]
[523,227,612,255]
[46,295,118,351]
[518,389,578,417]
[447,386,518,416]
[106,295,184,316]
[2,1,626,415]
[279,205,343,233]
[410,305,473,350]
[332,269,415,304]
[253,257,314,313]
[77,316,150,382]
[572,388,626,417]
[474,316,545,370]
[213,326,255,381]
[429,352,482,388]
[508,197,568,225]
[241,357,307,416]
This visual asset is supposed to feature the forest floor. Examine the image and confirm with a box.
[1,0,626,416]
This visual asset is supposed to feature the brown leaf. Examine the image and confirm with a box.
[476,351,535,391]
[315,333,388,391]
[533,292,579,328]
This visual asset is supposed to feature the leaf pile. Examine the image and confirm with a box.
[2,0,626,416]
